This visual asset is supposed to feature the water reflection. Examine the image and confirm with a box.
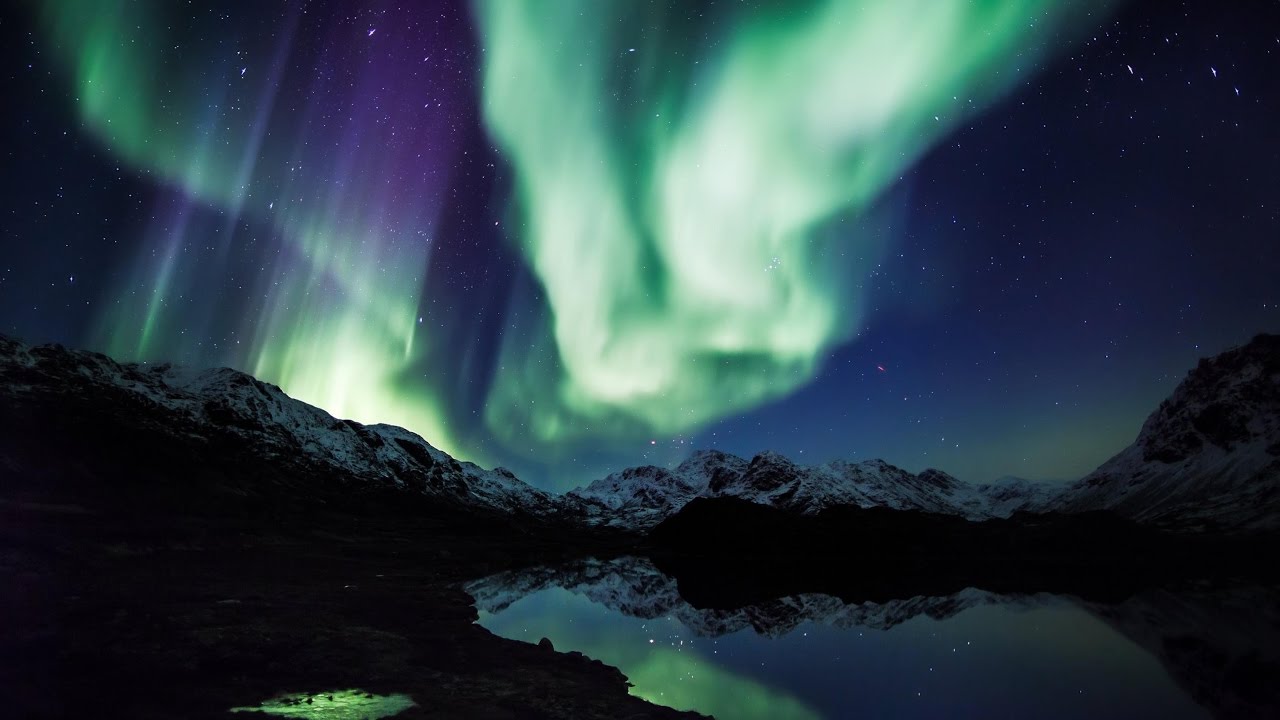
[228,689,416,719]
[469,557,1279,719]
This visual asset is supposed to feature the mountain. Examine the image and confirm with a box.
[565,450,748,530]
[712,452,981,516]
[7,332,1277,535]
[0,335,561,520]
[574,336,1280,534]
[966,476,1063,517]
[1052,334,1280,530]
[0,335,1044,533]
[566,449,1050,531]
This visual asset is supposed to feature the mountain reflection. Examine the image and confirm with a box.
[468,557,1279,720]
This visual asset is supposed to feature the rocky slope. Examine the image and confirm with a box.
[0,335,562,520]
[1052,334,1280,530]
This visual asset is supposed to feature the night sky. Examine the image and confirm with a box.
[2,0,1277,491]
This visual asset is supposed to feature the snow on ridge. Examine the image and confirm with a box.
[0,336,1112,531]
[566,336,1280,533]
[7,332,1275,533]
[562,448,1057,531]
[0,336,559,518]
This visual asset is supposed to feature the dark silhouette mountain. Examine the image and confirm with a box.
[0,335,700,719]
[5,332,1278,538]
[0,335,566,522]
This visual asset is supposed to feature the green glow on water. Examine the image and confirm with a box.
[477,588,820,719]
[229,689,415,719]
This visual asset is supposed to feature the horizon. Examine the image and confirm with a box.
[1,305,1268,492]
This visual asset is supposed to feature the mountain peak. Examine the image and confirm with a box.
[748,450,796,467]
[675,448,745,470]
[1054,334,1280,530]
[1137,333,1280,463]
[916,468,960,488]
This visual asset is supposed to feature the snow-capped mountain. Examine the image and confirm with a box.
[7,332,1276,534]
[0,335,1046,531]
[965,476,1063,518]
[0,336,560,518]
[565,449,1044,531]
[572,336,1280,533]
[1051,334,1280,530]
[565,450,748,529]
[712,452,982,516]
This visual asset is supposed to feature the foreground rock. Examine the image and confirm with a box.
[0,335,697,719]
[0,494,699,719]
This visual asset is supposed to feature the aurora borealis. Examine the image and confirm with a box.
[3,0,1279,489]
[35,0,465,450]
[476,0,1103,447]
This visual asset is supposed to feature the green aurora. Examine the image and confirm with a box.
[36,0,459,452]
[32,0,1109,469]
[477,588,822,720]
[477,0,1108,451]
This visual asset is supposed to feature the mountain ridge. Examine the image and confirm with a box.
[567,447,1038,531]
[573,333,1280,532]
[3,332,1277,533]
[0,335,564,522]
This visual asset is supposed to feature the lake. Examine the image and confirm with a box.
[470,557,1278,719]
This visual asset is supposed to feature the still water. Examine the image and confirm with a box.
[470,557,1277,719]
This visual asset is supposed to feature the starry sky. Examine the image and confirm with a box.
[1,0,1277,491]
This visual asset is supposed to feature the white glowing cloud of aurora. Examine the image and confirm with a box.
[476,0,1109,451]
